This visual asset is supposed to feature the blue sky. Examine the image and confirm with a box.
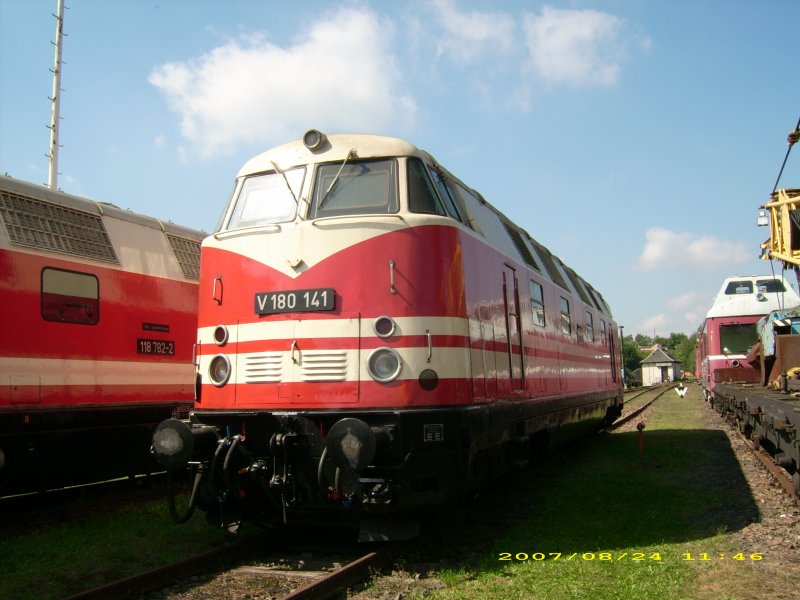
[1,0,799,337]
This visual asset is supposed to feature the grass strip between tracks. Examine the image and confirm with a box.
[385,385,779,600]
[0,488,238,600]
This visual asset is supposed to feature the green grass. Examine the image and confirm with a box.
[1,390,772,599]
[0,489,237,600]
[405,387,767,599]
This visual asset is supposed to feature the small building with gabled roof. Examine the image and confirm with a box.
[641,347,682,386]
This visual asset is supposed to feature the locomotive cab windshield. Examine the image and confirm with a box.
[227,166,305,229]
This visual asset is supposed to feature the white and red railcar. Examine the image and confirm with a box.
[697,274,800,400]
[0,174,203,494]
[152,131,623,538]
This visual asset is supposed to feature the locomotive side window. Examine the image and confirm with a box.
[600,320,608,345]
[530,280,545,327]
[585,311,595,342]
[41,268,99,325]
[310,159,398,218]
[228,167,305,229]
[407,158,445,215]
[428,168,464,222]
[560,297,571,335]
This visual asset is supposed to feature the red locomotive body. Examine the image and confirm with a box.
[0,175,203,494]
[153,131,623,539]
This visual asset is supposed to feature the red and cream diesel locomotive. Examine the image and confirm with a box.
[696,274,800,401]
[0,174,204,495]
[152,130,623,539]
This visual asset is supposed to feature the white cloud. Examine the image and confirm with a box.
[522,6,626,86]
[636,227,750,272]
[149,7,417,159]
[429,0,515,64]
[667,291,699,311]
[639,313,667,332]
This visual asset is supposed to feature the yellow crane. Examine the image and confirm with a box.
[760,119,800,268]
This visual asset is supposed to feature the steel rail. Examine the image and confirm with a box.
[611,384,677,430]
[61,533,277,600]
[281,547,388,600]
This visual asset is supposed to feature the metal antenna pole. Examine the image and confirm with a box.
[47,0,65,189]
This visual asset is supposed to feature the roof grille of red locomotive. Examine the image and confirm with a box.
[166,234,202,280]
[0,190,118,263]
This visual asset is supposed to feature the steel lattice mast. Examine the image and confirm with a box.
[47,0,65,189]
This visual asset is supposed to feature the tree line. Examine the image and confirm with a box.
[622,332,698,377]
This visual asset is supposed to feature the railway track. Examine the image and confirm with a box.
[611,383,677,430]
[61,530,389,600]
[0,472,170,534]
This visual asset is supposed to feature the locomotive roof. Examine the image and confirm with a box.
[0,174,204,241]
[238,133,422,177]
[705,274,800,318]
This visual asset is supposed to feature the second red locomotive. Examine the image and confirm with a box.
[153,131,623,539]
[0,175,204,495]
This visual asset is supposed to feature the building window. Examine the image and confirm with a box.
[560,297,571,335]
[585,311,595,342]
[530,280,545,327]
[41,267,99,325]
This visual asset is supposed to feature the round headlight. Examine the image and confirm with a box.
[367,348,402,382]
[213,325,229,346]
[373,316,396,338]
[209,354,231,387]
[303,129,327,151]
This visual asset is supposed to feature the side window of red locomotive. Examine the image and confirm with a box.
[559,297,571,335]
[407,158,446,215]
[600,320,608,345]
[585,311,595,342]
[428,168,465,223]
[41,268,99,325]
[530,280,545,327]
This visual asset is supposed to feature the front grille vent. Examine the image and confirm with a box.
[300,350,349,382]
[243,352,283,383]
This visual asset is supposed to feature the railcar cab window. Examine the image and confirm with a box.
[309,159,398,219]
[756,279,786,293]
[585,311,595,342]
[560,297,571,335]
[720,323,758,354]
[41,267,99,325]
[600,320,608,345]
[407,158,445,215]
[228,167,305,229]
[530,280,545,327]
[724,281,753,295]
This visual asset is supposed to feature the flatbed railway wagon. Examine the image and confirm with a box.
[711,123,800,497]
[152,130,623,539]
[0,174,204,495]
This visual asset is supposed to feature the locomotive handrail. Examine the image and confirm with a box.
[310,214,407,227]
[213,224,282,240]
